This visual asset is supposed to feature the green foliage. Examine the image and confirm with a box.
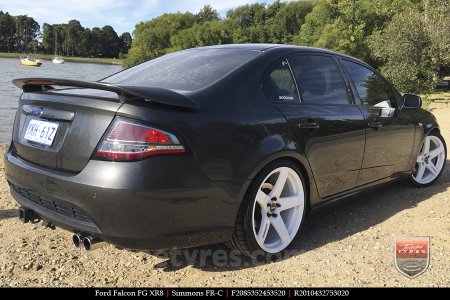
[294,0,422,64]
[369,1,450,93]
[269,0,314,44]
[224,2,269,43]
[170,21,231,52]
[125,2,315,67]
[120,32,132,54]
[194,5,220,23]
[422,0,450,78]
[124,12,195,66]
[2,0,449,93]
[8,14,40,53]
[122,0,450,93]
[0,11,130,58]
[294,0,337,46]
[0,11,17,52]
[369,9,432,93]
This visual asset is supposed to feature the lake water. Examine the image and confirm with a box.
[0,57,122,143]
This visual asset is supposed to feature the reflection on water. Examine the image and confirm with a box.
[0,57,122,143]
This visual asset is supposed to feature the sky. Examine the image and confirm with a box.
[0,0,283,35]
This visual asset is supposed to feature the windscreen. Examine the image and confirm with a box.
[103,48,260,91]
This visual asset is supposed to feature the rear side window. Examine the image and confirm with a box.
[289,55,350,105]
[342,60,397,108]
[103,49,259,91]
[263,59,299,102]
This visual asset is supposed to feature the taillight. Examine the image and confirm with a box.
[95,119,185,161]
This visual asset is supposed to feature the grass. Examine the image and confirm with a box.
[0,52,122,65]
[427,91,450,101]
[421,91,450,109]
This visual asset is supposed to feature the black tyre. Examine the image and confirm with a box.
[228,160,307,258]
[410,131,447,187]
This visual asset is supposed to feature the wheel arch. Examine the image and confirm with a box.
[410,128,447,187]
[428,127,440,135]
[228,153,314,256]
[239,151,317,212]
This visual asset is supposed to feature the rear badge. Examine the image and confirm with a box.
[395,236,430,278]
[31,107,43,116]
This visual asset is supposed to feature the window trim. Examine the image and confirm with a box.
[285,58,301,102]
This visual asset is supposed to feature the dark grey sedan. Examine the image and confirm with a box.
[4,44,446,258]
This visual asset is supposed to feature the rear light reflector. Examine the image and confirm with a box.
[95,120,185,161]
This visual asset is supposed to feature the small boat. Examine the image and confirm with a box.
[52,57,64,64]
[20,56,42,67]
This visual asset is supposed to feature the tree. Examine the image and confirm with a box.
[64,20,84,56]
[119,32,132,54]
[170,21,231,51]
[269,0,314,44]
[78,28,92,56]
[0,11,16,52]
[194,5,219,23]
[101,25,120,58]
[90,27,104,57]
[225,3,269,43]
[41,23,55,54]
[369,0,450,92]
[369,9,433,93]
[294,0,337,46]
[1,10,128,58]
[54,25,66,56]
[124,12,195,67]
[422,0,450,81]
[313,18,364,57]
[14,15,39,52]
[117,0,450,94]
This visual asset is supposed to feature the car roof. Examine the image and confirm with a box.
[198,44,281,51]
[194,43,365,65]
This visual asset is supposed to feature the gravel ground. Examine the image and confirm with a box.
[0,105,449,287]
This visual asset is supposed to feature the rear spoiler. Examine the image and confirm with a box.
[12,78,200,109]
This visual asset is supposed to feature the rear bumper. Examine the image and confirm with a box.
[4,145,245,250]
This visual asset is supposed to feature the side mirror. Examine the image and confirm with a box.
[403,94,422,109]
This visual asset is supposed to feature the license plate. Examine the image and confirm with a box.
[24,119,59,146]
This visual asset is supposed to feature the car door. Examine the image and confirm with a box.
[265,54,366,198]
[340,59,416,185]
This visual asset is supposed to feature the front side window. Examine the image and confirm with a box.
[342,60,397,109]
[289,55,350,105]
[262,59,299,102]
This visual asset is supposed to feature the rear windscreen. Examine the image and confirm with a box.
[103,48,260,91]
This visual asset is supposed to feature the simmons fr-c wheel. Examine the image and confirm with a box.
[228,160,306,258]
[411,132,446,187]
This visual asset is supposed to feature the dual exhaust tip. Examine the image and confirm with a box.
[72,234,107,251]
[19,208,106,251]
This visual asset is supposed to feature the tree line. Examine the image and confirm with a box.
[0,11,131,58]
[125,0,450,93]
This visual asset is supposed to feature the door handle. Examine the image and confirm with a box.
[298,121,320,129]
[368,120,382,128]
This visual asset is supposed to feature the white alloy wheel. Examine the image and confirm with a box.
[412,135,446,185]
[251,167,304,253]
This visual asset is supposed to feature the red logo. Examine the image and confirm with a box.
[395,237,430,278]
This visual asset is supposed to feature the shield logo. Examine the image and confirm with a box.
[395,237,430,278]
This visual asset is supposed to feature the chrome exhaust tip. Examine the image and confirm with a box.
[72,233,84,248]
[83,236,107,251]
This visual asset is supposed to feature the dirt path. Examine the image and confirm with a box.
[0,106,449,287]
